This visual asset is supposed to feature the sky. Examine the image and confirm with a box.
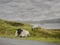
[0,0,60,21]
[0,0,60,29]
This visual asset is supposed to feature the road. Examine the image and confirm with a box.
[0,38,60,45]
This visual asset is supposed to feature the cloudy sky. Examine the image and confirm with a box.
[0,0,60,21]
[0,0,60,29]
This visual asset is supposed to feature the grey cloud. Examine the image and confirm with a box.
[0,0,60,21]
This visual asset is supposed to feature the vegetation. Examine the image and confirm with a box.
[0,19,60,43]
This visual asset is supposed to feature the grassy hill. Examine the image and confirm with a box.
[0,19,31,35]
[0,19,60,43]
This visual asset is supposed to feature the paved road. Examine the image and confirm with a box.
[0,38,60,45]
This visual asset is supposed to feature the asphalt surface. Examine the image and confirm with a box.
[0,38,60,45]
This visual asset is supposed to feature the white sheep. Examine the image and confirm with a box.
[15,29,30,37]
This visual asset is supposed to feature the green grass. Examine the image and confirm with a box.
[0,19,60,43]
[27,37,60,43]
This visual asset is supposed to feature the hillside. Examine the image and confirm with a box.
[0,19,60,42]
[0,19,31,35]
